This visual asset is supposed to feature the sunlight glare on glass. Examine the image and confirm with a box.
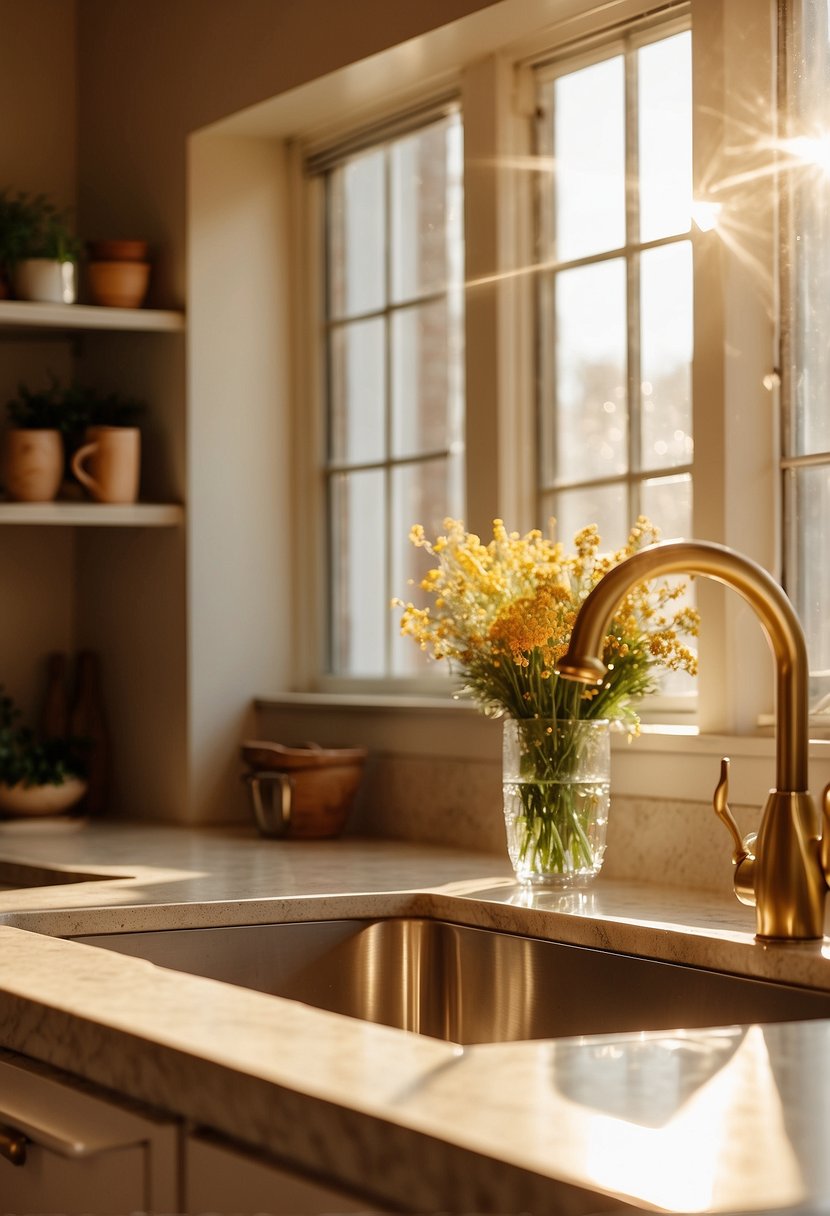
[554,57,625,261]
[638,32,692,242]
[690,199,722,232]
[779,133,830,174]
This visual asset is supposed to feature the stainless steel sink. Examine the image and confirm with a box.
[72,917,830,1044]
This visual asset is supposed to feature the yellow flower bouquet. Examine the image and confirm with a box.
[396,517,698,883]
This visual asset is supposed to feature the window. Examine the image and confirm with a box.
[314,108,465,679]
[534,21,693,550]
[782,0,830,717]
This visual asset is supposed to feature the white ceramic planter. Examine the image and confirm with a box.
[0,776,87,817]
[13,258,77,304]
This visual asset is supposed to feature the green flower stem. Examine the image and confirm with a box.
[513,781,597,870]
[504,718,609,879]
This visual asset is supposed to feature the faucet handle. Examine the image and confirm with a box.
[713,757,753,865]
[820,784,830,880]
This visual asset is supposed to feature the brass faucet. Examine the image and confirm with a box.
[556,539,830,942]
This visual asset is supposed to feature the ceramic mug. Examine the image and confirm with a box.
[72,426,141,504]
[3,428,64,501]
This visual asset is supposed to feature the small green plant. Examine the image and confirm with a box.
[7,377,145,433]
[0,189,82,277]
[0,688,85,788]
[6,380,64,429]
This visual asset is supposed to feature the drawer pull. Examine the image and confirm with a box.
[0,1124,27,1166]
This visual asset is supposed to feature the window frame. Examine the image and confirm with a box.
[778,0,830,728]
[313,104,466,682]
[278,0,830,804]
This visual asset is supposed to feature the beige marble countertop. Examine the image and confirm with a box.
[0,821,829,1214]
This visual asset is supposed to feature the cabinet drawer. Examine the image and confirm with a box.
[2,1139,147,1216]
[0,1050,177,1215]
[186,1131,383,1215]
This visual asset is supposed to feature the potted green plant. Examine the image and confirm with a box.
[0,188,82,304]
[0,687,86,817]
[3,380,65,502]
[3,377,146,502]
[62,383,145,504]
[0,189,50,295]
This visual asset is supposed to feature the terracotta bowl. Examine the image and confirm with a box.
[241,740,368,839]
[0,776,87,818]
[87,260,150,309]
[87,239,149,263]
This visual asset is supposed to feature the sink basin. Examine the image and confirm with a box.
[72,918,830,1044]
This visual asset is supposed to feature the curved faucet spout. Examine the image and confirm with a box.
[557,539,808,794]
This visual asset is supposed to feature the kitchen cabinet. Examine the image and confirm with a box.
[0,298,184,527]
[185,1130,384,1215]
[0,1049,178,1215]
[0,1047,385,1216]
[0,295,186,816]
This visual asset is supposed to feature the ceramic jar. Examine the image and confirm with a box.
[3,429,64,502]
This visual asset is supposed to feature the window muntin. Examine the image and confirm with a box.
[321,110,465,678]
[535,25,693,552]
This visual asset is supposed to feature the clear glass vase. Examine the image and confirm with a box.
[502,718,611,887]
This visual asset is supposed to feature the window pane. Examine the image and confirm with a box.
[785,1,830,698]
[638,32,692,242]
[554,260,628,482]
[329,471,387,676]
[392,300,463,458]
[553,56,626,261]
[640,242,693,471]
[788,466,830,711]
[641,472,692,538]
[328,150,385,319]
[390,456,463,676]
[791,180,830,456]
[552,483,628,553]
[787,0,830,459]
[391,114,463,303]
[322,111,465,680]
[328,319,385,463]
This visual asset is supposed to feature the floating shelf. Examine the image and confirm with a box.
[0,300,185,334]
[0,501,184,527]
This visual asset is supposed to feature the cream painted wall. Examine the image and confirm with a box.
[0,0,77,205]
[76,0,501,304]
[70,0,502,820]
[0,0,77,722]
[187,134,289,822]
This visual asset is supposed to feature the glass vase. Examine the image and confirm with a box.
[502,718,611,887]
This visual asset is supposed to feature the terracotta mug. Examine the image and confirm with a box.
[72,426,141,504]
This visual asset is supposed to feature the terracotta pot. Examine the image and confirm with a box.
[13,258,77,304]
[87,238,148,263]
[87,260,150,308]
[3,428,63,502]
[240,740,368,839]
[0,776,87,817]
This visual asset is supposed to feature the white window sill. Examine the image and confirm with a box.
[255,693,830,809]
